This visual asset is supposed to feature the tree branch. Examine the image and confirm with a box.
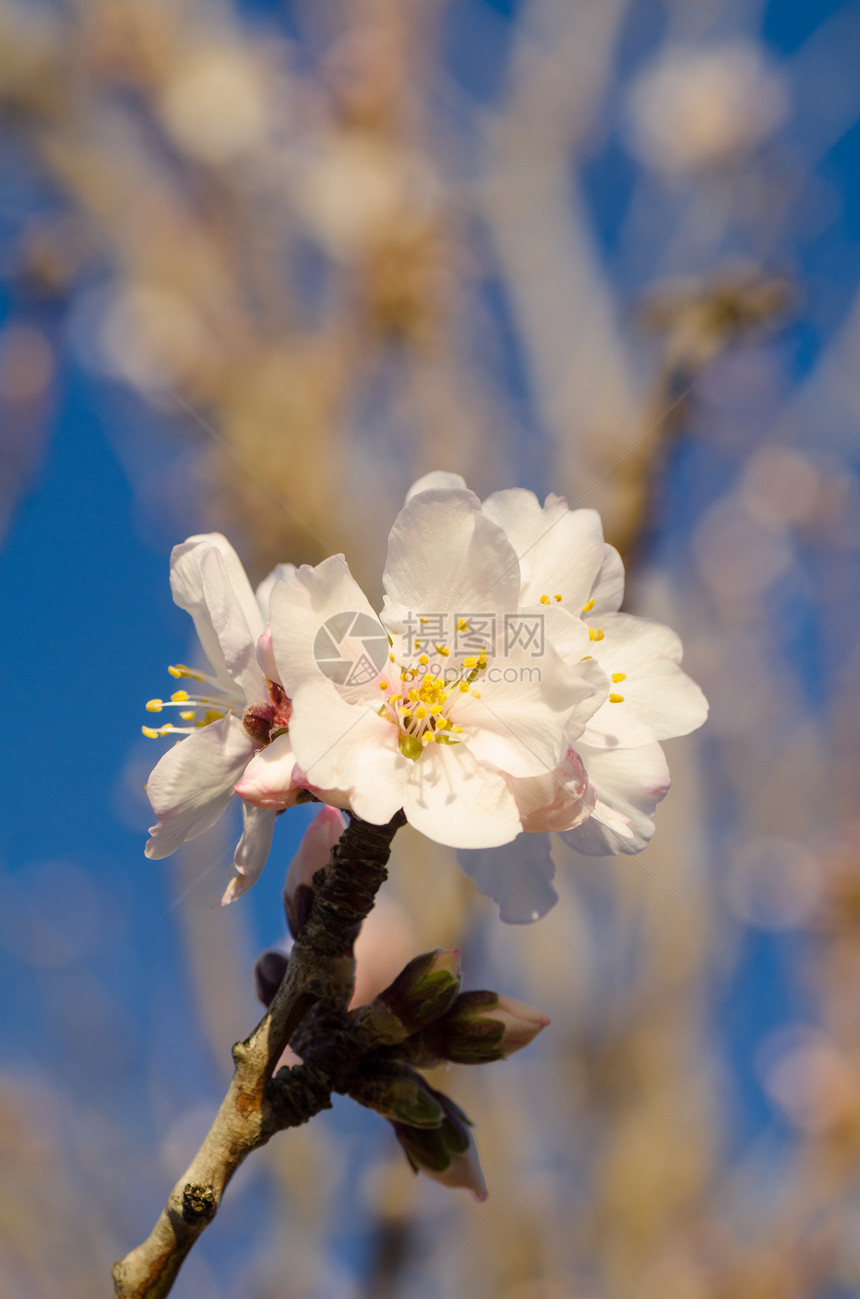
[113,811,406,1299]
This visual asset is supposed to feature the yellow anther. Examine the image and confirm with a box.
[158,725,172,736]
[471,690,482,699]
[378,680,389,690]
[141,726,160,739]
[401,669,409,681]
[588,626,604,642]
[452,725,463,733]
[611,672,626,683]
[609,693,624,703]
[415,706,427,719]
[423,730,436,743]
[581,598,594,613]
[389,693,402,703]
[464,656,479,670]
[539,594,550,606]
[180,711,195,721]
[145,699,163,713]
[429,703,444,715]
[436,644,451,657]
[168,665,181,678]
[170,690,189,702]
[554,594,562,602]
[389,652,395,663]
[201,710,223,725]
[457,618,469,631]
[408,688,419,702]
[459,682,470,692]
[435,716,450,730]
[419,654,429,665]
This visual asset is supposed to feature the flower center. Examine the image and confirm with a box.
[142,666,291,744]
[376,645,486,760]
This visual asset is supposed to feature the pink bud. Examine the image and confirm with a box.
[491,994,551,1054]
[284,806,347,936]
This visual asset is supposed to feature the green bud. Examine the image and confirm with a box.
[365,948,462,1044]
[393,1088,488,1201]
[422,990,550,1065]
[348,1062,445,1128]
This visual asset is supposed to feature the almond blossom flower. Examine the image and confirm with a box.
[143,534,303,903]
[407,473,708,920]
[257,489,607,850]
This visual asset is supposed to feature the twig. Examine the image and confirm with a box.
[112,811,406,1299]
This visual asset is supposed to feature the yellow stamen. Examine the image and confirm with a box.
[180,711,195,721]
[581,598,594,612]
[415,706,427,719]
[611,672,626,683]
[436,644,451,657]
[554,594,562,602]
[379,680,389,690]
[419,617,429,625]
[419,654,429,666]
[459,682,470,692]
[141,726,160,739]
[588,626,604,642]
[145,699,163,713]
[464,656,478,670]
[539,594,550,606]
[457,618,469,631]
[609,693,624,703]
[170,690,189,702]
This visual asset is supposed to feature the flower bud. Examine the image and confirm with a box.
[365,949,462,1044]
[393,1089,488,1202]
[283,806,347,938]
[253,948,289,1008]
[349,1061,445,1128]
[423,990,550,1065]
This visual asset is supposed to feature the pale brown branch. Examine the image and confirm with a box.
[112,810,406,1299]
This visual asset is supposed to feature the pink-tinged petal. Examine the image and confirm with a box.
[382,490,521,631]
[221,803,277,905]
[561,741,671,856]
[456,648,605,778]
[457,833,559,923]
[256,625,281,686]
[268,556,385,700]
[405,470,468,501]
[482,490,607,611]
[145,716,255,859]
[255,562,297,620]
[506,747,596,833]
[584,613,709,742]
[170,534,266,697]
[236,733,303,810]
[283,805,347,912]
[287,678,408,825]
[402,744,522,849]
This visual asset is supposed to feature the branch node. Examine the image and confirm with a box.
[181,1183,217,1224]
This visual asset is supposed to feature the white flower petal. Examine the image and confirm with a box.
[145,716,255,859]
[402,743,522,848]
[382,490,521,631]
[584,613,709,742]
[287,677,408,825]
[482,491,607,610]
[221,803,277,904]
[457,833,559,922]
[591,543,625,614]
[405,470,468,501]
[456,648,605,777]
[255,562,297,620]
[561,741,671,855]
[235,732,302,810]
[268,556,385,699]
[506,748,595,833]
[169,535,266,700]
